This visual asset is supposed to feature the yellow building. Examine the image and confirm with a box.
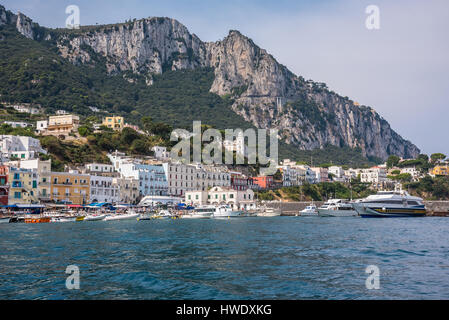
[50,171,90,205]
[102,116,124,131]
[8,167,39,204]
[431,165,449,176]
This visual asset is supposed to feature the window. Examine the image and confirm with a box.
[14,192,21,199]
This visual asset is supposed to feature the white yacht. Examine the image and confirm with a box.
[103,211,139,221]
[212,205,244,218]
[257,206,282,217]
[299,204,318,216]
[352,191,427,218]
[181,206,214,219]
[317,199,357,217]
[84,214,107,221]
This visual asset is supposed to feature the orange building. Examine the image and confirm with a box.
[251,176,273,189]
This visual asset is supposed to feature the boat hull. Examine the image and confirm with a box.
[84,214,106,221]
[353,204,426,218]
[103,213,139,221]
[317,209,357,217]
[213,210,244,218]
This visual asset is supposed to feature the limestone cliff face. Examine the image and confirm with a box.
[0,5,420,159]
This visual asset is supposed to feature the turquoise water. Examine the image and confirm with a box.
[0,217,448,299]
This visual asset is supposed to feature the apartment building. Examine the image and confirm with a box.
[0,135,47,161]
[0,165,8,205]
[185,186,256,210]
[50,171,90,204]
[8,167,39,205]
[43,115,79,136]
[102,116,124,131]
[16,159,52,202]
[112,177,140,204]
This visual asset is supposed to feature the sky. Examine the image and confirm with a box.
[2,0,448,156]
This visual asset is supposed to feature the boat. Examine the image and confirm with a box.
[180,206,213,219]
[257,207,282,217]
[51,216,77,223]
[299,204,318,216]
[103,211,139,221]
[317,199,357,217]
[0,217,12,223]
[352,190,427,218]
[24,216,51,223]
[212,205,244,218]
[84,214,107,221]
[75,216,85,222]
[151,209,173,219]
[9,217,25,223]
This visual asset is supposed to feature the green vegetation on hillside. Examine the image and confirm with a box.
[0,24,379,166]
[256,179,374,202]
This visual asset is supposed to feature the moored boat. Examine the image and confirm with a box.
[24,216,51,223]
[257,207,282,217]
[181,206,213,219]
[317,199,357,217]
[103,211,139,221]
[299,204,318,216]
[84,214,107,221]
[353,191,427,218]
[51,216,77,223]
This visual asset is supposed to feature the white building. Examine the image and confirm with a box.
[4,121,30,128]
[360,167,387,183]
[119,162,168,196]
[9,104,41,114]
[185,186,256,210]
[152,146,170,160]
[0,135,47,161]
[90,175,120,204]
[86,163,115,174]
[162,162,231,197]
[36,120,48,133]
[112,177,140,204]
[278,165,306,187]
[400,167,422,181]
[56,110,69,115]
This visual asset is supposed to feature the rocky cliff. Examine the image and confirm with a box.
[0,5,420,160]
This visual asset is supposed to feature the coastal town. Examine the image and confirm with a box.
[1,104,448,216]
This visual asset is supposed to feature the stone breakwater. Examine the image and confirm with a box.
[266,201,449,216]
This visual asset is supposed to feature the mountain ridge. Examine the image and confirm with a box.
[0,5,420,160]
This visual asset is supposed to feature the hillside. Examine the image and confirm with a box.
[0,4,418,163]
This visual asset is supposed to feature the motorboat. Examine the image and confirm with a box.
[0,217,11,223]
[317,199,357,217]
[51,216,77,223]
[257,206,282,217]
[299,204,318,216]
[181,206,213,219]
[352,190,427,218]
[103,211,139,221]
[212,205,244,218]
[84,214,107,221]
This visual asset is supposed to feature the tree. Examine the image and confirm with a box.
[431,153,446,163]
[386,155,400,168]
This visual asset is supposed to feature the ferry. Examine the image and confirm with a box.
[352,191,427,218]
[299,204,318,216]
[317,199,357,217]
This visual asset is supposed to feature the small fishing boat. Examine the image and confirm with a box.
[75,216,85,222]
